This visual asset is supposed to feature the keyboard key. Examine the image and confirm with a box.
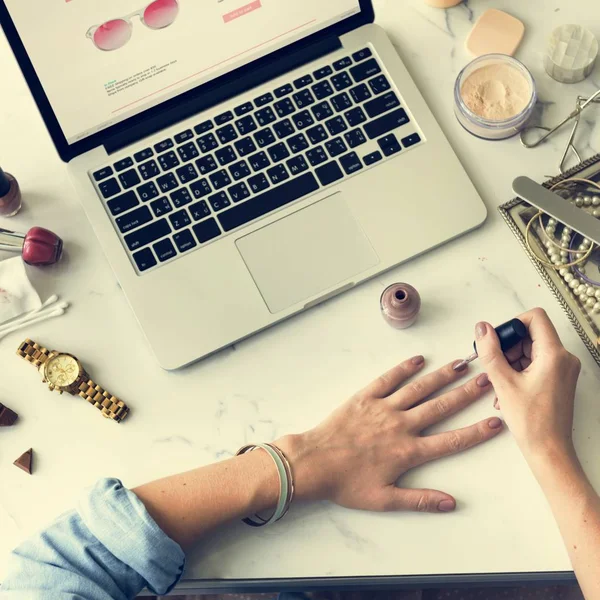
[274,83,293,98]
[345,106,367,127]
[254,92,274,107]
[190,178,212,199]
[249,151,270,172]
[293,74,313,89]
[170,188,193,208]
[256,106,277,126]
[189,200,211,220]
[219,172,319,232]
[325,116,348,136]
[331,92,352,112]
[339,152,363,175]
[139,159,160,180]
[133,248,157,272]
[306,146,328,166]
[288,133,309,154]
[378,133,402,156]
[344,128,367,148]
[234,137,257,157]
[364,151,383,165]
[174,229,197,253]
[333,57,352,71]
[137,181,159,201]
[134,148,153,162]
[352,47,373,62]
[364,91,400,119]
[292,110,315,130]
[195,155,218,175]
[248,173,270,193]
[364,108,409,139]
[307,125,328,144]
[150,197,173,217]
[331,72,352,91]
[229,182,251,203]
[236,115,258,135]
[273,118,295,139]
[215,145,237,166]
[369,74,391,95]
[215,111,234,125]
[208,192,231,212]
[157,173,179,193]
[177,141,199,162]
[158,151,180,171]
[154,238,177,262]
[287,155,309,175]
[229,160,251,180]
[313,65,333,80]
[175,163,199,184]
[350,83,372,104]
[169,209,192,230]
[116,205,153,233]
[174,129,194,144]
[234,101,254,116]
[254,127,276,148]
[125,218,171,251]
[292,89,315,109]
[267,164,290,184]
[268,142,290,163]
[197,133,219,153]
[119,169,141,189]
[325,137,348,158]
[194,120,214,135]
[216,124,238,144]
[312,81,334,100]
[274,98,296,118]
[107,190,138,215]
[93,166,113,181]
[316,161,344,186]
[114,157,133,172]
[401,133,422,148]
[210,169,232,190]
[350,58,381,83]
[312,101,334,122]
[154,139,174,152]
[193,218,221,243]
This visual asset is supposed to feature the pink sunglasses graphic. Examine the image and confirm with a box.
[86,0,179,51]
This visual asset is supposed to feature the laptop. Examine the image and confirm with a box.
[0,0,486,369]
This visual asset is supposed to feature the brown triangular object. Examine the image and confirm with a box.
[13,448,33,474]
[0,403,19,427]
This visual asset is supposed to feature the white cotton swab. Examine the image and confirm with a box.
[0,295,60,336]
[0,307,66,340]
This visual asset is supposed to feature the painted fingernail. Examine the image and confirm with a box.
[475,322,487,340]
[488,417,503,429]
[412,355,425,365]
[438,499,456,512]
[453,360,468,372]
[476,373,490,387]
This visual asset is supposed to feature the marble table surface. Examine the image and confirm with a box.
[1,0,600,591]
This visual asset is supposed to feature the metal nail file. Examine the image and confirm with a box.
[512,176,600,245]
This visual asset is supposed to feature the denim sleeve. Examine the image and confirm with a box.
[0,478,186,599]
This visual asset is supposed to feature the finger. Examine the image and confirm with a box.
[523,338,533,360]
[474,322,515,384]
[517,307,563,349]
[390,359,472,410]
[376,487,457,513]
[409,373,492,430]
[510,359,524,372]
[521,356,532,370]
[417,417,504,463]
[365,355,426,398]
[493,397,500,410]
[504,341,524,364]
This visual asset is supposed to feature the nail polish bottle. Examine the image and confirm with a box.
[380,283,421,329]
[0,168,22,217]
[0,226,63,266]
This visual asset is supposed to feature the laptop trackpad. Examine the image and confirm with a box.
[236,193,380,314]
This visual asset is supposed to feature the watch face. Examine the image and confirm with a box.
[45,354,80,388]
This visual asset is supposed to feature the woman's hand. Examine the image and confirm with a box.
[475,308,581,466]
[277,357,502,513]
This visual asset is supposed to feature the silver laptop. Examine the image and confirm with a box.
[0,0,486,369]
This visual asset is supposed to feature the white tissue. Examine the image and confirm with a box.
[0,257,42,326]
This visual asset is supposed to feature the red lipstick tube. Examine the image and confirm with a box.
[0,226,63,266]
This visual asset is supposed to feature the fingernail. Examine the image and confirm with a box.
[412,355,425,365]
[438,499,456,512]
[476,373,490,387]
[475,322,487,340]
[453,360,468,372]
[488,417,503,429]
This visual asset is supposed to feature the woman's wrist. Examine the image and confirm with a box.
[524,440,582,487]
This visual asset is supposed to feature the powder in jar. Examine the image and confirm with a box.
[460,63,531,120]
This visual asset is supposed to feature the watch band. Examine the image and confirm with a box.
[16,339,51,368]
[77,378,130,423]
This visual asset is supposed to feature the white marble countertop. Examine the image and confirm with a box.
[2,0,600,590]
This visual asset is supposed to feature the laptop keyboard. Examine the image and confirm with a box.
[91,47,423,274]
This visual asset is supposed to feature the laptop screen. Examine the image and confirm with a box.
[3,0,361,145]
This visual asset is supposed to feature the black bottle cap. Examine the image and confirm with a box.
[0,167,11,197]
[474,318,528,353]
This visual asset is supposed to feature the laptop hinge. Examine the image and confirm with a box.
[104,35,343,156]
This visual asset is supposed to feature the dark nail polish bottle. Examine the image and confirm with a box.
[0,167,22,217]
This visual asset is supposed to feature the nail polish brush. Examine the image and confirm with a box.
[454,318,528,371]
[0,226,63,266]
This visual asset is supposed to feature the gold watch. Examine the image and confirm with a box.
[16,339,129,423]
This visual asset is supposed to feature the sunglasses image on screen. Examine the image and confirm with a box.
[86,0,179,51]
